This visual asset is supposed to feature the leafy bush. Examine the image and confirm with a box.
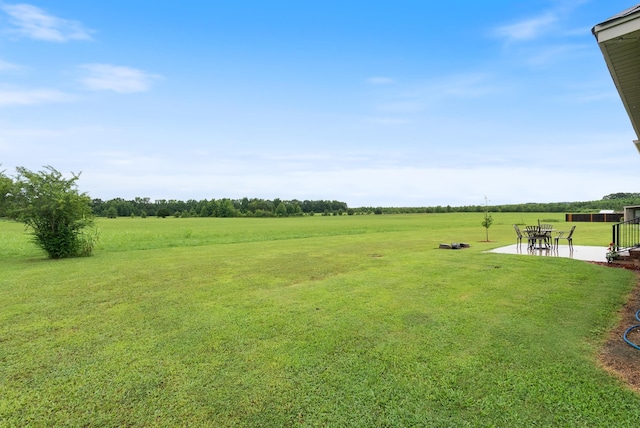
[156,207,171,218]
[5,166,97,259]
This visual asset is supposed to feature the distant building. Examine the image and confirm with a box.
[624,205,640,221]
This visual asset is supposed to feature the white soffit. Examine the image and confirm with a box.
[593,4,640,42]
[593,12,640,42]
[593,4,640,141]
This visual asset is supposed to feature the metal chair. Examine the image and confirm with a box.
[554,225,576,250]
[525,226,541,248]
[513,224,524,246]
[539,224,553,248]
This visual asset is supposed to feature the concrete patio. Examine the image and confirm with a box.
[488,244,608,263]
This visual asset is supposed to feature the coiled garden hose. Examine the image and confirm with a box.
[623,309,640,351]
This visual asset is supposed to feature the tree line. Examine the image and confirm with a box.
[2,165,640,260]
[358,193,640,215]
[91,197,350,218]
[92,192,640,219]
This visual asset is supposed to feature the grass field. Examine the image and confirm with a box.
[1,212,640,426]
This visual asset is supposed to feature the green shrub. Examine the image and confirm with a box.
[5,166,97,259]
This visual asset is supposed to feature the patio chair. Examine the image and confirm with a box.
[554,225,576,250]
[539,224,553,248]
[513,224,524,246]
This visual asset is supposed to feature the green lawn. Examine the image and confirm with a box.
[1,213,639,426]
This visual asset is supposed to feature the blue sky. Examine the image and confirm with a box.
[0,1,637,207]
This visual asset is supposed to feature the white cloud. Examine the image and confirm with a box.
[0,88,74,106]
[1,3,93,42]
[493,12,557,42]
[79,161,625,207]
[5,128,635,206]
[78,64,160,93]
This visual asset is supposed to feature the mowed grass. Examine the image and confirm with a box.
[1,213,640,426]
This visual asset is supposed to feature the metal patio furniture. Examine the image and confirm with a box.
[525,226,540,248]
[513,224,524,246]
[539,224,554,248]
[525,225,552,249]
[554,225,576,250]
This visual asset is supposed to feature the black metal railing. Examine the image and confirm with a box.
[612,217,640,251]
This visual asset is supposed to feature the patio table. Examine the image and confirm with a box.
[525,226,554,249]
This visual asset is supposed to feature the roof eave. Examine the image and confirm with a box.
[593,9,640,42]
[593,6,640,141]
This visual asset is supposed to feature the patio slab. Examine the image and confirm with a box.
[487,244,608,263]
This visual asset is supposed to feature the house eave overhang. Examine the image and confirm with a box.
[593,5,640,143]
[592,6,640,43]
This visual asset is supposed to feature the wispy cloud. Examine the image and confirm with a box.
[1,3,93,42]
[0,59,21,71]
[366,73,500,121]
[0,88,74,106]
[365,117,412,125]
[376,100,424,113]
[490,2,592,71]
[522,43,590,67]
[78,64,160,93]
[493,12,557,42]
[0,125,109,138]
[436,73,500,98]
[366,77,395,85]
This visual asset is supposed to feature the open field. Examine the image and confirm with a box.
[2,212,640,426]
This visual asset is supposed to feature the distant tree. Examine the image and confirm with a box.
[602,192,640,200]
[301,200,313,213]
[275,202,288,217]
[240,197,249,214]
[156,207,171,218]
[198,203,211,217]
[5,166,97,258]
[481,196,493,242]
[286,201,302,216]
[218,199,238,217]
[105,206,118,218]
[0,167,13,217]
